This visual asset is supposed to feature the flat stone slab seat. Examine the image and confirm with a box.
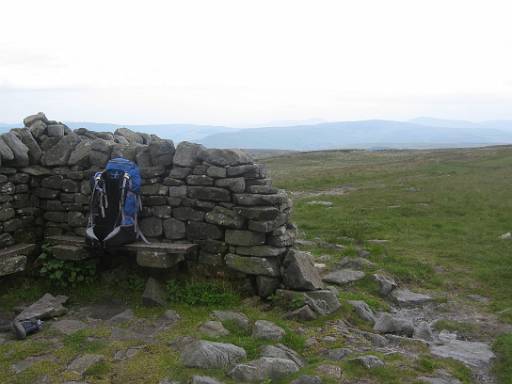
[46,235,197,268]
[0,243,35,276]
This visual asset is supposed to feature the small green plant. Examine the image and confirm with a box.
[166,279,240,307]
[38,244,97,288]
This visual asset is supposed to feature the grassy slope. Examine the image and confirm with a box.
[264,146,512,382]
[265,147,512,317]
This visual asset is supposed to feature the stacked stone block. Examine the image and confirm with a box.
[0,113,300,297]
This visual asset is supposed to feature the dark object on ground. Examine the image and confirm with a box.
[12,319,44,340]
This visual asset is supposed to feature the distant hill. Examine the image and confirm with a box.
[64,122,234,143]
[198,120,512,150]
[411,117,512,131]
[2,118,512,150]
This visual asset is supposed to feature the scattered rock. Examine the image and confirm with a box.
[373,273,398,296]
[51,319,87,335]
[229,357,299,382]
[260,344,304,367]
[306,200,333,207]
[499,232,511,240]
[430,338,495,369]
[322,347,352,361]
[253,320,285,340]
[15,293,68,321]
[114,346,143,361]
[373,313,414,337]
[322,269,365,285]
[211,310,251,331]
[11,355,55,374]
[142,278,167,307]
[337,257,375,270]
[391,289,432,306]
[352,355,385,369]
[315,364,342,379]
[417,369,462,384]
[347,300,376,324]
[67,354,104,376]
[304,289,341,316]
[191,376,224,384]
[199,321,230,337]
[109,309,135,323]
[284,305,318,321]
[180,340,246,369]
[367,239,389,244]
[362,331,389,347]
[290,376,323,384]
[413,321,434,342]
[282,249,324,291]
[159,379,181,384]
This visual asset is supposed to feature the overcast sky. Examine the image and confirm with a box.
[1,0,511,126]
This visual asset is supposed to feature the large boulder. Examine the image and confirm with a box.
[282,249,323,291]
[173,141,206,167]
[2,132,29,167]
[42,133,81,166]
[180,340,246,369]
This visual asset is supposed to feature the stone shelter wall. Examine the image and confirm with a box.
[0,113,298,297]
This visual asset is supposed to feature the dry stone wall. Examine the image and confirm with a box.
[0,113,308,298]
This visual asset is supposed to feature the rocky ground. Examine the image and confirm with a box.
[1,242,506,383]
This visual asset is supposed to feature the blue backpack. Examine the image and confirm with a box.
[85,158,148,247]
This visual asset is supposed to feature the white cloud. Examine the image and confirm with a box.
[1,0,511,124]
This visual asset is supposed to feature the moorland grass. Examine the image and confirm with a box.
[265,146,512,382]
